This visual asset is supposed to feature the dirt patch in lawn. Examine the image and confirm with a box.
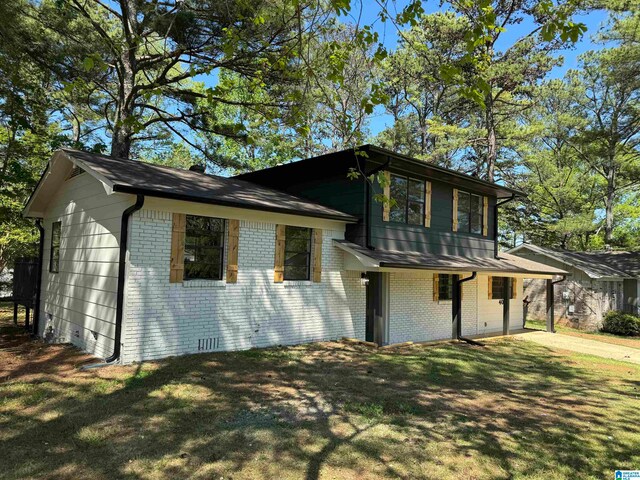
[1,314,639,480]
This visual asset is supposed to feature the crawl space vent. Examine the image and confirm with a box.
[198,337,220,351]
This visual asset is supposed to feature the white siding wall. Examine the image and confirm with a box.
[39,173,134,358]
[122,209,365,363]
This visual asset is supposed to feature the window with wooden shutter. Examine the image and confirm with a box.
[274,224,286,283]
[226,219,239,283]
[312,229,322,282]
[482,196,489,236]
[433,273,439,301]
[382,171,391,222]
[170,213,186,283]
[487,275,493,299]
[424,181,432,227]
[511,278,517,299]
[452,189,459,231]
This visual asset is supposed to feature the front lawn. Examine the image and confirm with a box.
[526,318,640,349]
[1,309,639,479]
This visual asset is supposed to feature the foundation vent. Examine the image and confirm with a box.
[198,337,220,351]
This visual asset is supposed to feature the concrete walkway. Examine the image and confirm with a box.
[512,330,640,365]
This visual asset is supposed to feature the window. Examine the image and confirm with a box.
[184,215,225,280]
[284,226,311,280]
[49,221,61,273]
[457,191,483,234]
[438,274,453,301]
[490,277,512,299]
[389,174,425,225]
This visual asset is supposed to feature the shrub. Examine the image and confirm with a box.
[601,311,640,337]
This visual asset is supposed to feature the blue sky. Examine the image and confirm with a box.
[341,2,611,137]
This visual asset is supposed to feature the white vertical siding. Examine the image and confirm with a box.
[39,172,134,358]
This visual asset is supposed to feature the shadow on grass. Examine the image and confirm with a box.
[1,336,639,480]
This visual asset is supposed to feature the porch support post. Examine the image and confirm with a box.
[13,302,18,325]
[546,279,555,333]
[503,279,511,335]
[25,306,30,331]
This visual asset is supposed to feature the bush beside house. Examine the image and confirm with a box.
[601,311,640,336]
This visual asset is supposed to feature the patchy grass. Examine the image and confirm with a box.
[527,318,640,349]
[1,313,639,480]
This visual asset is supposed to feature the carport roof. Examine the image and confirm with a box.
[334,240,569,276]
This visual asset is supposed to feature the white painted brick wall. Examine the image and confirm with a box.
[122,209,366,363]
[388,272,478,344]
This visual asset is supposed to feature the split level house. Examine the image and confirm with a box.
[23,146,567,364]
[509,243,640,329]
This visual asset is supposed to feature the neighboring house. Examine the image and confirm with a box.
[508,243,640,330]
[23,146,564,363]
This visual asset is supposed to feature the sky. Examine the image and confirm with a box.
[339,1,611,137]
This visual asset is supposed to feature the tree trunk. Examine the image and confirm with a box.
[111,0,138,159]
[485,92,497,182]
[604,169,616,244]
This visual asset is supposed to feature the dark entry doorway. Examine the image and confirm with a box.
[365,272,388,345]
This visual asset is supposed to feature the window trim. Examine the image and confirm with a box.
[283,226,312,281]
[388,173,426,226]
[456,190,483,235]
[183,214,226,281]
[49,221,61,273]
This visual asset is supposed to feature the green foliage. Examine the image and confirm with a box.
[601,311,640,337]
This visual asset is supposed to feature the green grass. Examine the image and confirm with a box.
[527,318,640,349]
[1,317,639,480]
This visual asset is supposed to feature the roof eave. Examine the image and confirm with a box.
[112,184,358,223]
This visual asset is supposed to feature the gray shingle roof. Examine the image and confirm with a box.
[334,240,568,275]
[508,243,640,279]
[61,149,356,222]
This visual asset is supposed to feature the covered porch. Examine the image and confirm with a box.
[335,240,569,346]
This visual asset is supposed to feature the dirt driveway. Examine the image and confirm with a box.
[513,330,640,364]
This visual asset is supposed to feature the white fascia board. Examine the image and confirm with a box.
[60,150,115,195]
[332,240,380,269]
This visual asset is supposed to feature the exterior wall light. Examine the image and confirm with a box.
[360,273,369,287]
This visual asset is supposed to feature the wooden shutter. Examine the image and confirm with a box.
[274,224,286,283]
[433,273,439,302]
[424,181,432,227]
[488,276,493,299]
[312,229,323,282]
[511,278,517,299]
[482,196,489,236]
[452,188,459,232]
[170,213,186,283]
[226,219,240,283]
[382,171,391,222]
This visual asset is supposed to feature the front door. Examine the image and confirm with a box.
[365,272,388,345]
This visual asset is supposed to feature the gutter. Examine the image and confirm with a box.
[494,194,517,259]
[104,194,145,364]
[32,219,45,338]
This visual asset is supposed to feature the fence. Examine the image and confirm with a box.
[9,257,39,329]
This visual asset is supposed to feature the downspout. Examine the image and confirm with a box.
[32,219,45,338]
[454,272,477,342]
[494,194,516,259]
[105,194,144,364]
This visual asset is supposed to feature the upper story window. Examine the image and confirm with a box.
[390,174,425,225]
[49,221,61,273]
[284,226,311,280]
[457,191,483,234]
[184,215,225,280]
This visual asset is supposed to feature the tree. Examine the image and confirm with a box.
[569,47,640,245]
